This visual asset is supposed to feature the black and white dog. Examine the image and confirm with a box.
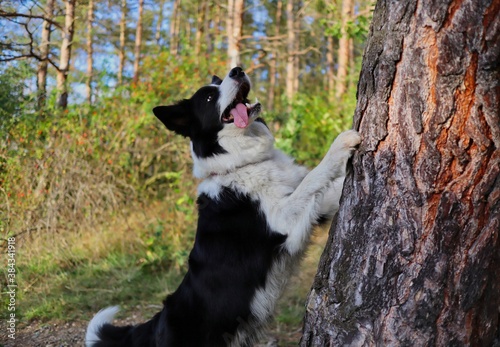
[85,67,361,347]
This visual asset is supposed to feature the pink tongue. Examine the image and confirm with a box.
[230,103,249,128]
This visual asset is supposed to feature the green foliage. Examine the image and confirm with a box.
[273,93,354,167]
[0,62,34,133]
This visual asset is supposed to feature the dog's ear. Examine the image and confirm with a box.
[153,101,191,137]
[211,75,222,85]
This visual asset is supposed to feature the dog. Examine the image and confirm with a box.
[85,67,361,347]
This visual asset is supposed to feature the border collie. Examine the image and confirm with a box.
[85,67,361,347]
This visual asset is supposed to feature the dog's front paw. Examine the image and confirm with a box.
[332,130,362,152]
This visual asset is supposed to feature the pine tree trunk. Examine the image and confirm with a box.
[132,0,144,84]
[301,0,500,345]
[155,0,165,45]
[285,0,295,109]
[326,32,335,101]
[86,0,94,104]
[335,0,352,99]
[195,0,207,61]
[267,0,282,111]
[118,0,127,85]
[169,0,181,57]
[56,0,76,109]
[117,0,127,84]
[37,0,55,110]
[227,0,244,68]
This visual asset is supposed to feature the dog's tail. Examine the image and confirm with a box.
[85,306,156,347]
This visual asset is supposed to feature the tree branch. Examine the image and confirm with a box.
[0,10,63,30]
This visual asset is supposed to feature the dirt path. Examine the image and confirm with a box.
[0,312,147,347]
[0,316,296,347]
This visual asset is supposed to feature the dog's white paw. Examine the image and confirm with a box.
[332,129,362,152]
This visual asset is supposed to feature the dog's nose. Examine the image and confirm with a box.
[229,67,245,78]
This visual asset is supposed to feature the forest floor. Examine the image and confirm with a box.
[0,232,326,347]
[1,295,303,347]
[0,315,301,347]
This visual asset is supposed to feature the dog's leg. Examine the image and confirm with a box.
[276,130,361,254]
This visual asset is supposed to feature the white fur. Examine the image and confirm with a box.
[85,306,120,347]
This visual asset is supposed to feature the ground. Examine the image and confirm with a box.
[0,231,326,347]
[0,308,301,347]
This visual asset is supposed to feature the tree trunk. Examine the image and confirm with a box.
[155,0,165,45]
[227,0,244,68]
[195,0,207,61]
[301,0,500,346]
[86,0,94,104]
[285,0,295,109]
[132,0,144,84]
[267,0,282,111]
[118,0,127,85]
[56,0,76,109]
[169,0,181,57]
[335,0,352,100]
[326,30,335,101]
[37,0,55,110]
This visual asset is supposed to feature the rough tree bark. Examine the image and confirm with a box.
[301,0,500,346]
[132,0,144,84]
[56,0,76,109]
[37,0,55,110]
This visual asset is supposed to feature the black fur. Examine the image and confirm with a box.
[93,189,286,347]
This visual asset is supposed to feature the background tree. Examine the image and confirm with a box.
[227,0,244,67]
[56,0,76,108]
[86,0,94,104]
[132,0,144,84]
[118,0,128,85]
[301,0,500,345]
[37,0,55,109]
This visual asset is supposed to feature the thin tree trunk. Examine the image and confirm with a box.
[214,1,222,54]
[293,3,300,96]
[326,28,335,101]
[37,0,55,110]
[132,0,144,84]
[301,0,500,345]
[118,0,127,85]
[56,0,77,109]
[285,0,295,109]
[335,0,352,99]
[169,0,181,57]
[195,0,207,60]
[204,0,212,55]
[155,0,165,45]
[227,0,244,68]
[86,0,94,104]
[267,0,282,111]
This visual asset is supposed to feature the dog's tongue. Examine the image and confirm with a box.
[230,103,249,128]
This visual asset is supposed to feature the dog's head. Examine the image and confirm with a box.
[153,67,274,178]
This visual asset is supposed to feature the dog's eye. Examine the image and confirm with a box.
[206,94,213,102]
